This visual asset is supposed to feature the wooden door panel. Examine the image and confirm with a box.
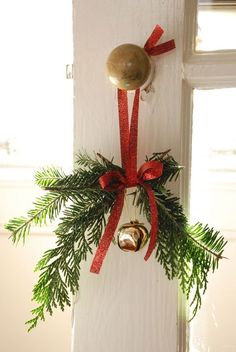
[73,1,185,351]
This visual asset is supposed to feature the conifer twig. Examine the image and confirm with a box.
[4,152,226,328]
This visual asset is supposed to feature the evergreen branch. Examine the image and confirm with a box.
[76,151,120,170]
[6,151,118,244]
[37,168,102,191]
[37,153,122,193]
[178,223,227,319]
[26,244,75,331]
[5,192,69,244]
[5,152,226,329]
[75,151,101,167]
[147,150,183,184]
[134,184,227,318]
[186,223,226,261]
[35,167,66,188]
[25,187,115,330]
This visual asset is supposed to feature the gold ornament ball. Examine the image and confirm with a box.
[117,221,148,252]
[106,44,151,90]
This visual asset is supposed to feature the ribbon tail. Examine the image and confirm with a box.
[90,191,125,274]
[143,184,158,261]
[144,25,164,51]
[146,40,176,56]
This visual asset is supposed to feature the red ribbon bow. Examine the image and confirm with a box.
[90,25,175,274]
[144,25,175,56]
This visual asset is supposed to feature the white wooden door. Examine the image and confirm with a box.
[72,1,185,351]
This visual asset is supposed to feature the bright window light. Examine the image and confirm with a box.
[0,1,73,175]
[197,4,236,51]
[190,88,236,352]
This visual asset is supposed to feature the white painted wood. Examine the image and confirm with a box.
[184,0,236,75]
[180,81,194,213]
[184,0,198,60]
[184,0,236,88]
[184,61,236,88]
[72,1,185,351]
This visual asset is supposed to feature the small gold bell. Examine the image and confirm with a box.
[106,44,151,90]
[117,221,148,252]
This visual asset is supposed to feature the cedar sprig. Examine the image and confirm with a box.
[133,152,226,319]
[5,151,226,329]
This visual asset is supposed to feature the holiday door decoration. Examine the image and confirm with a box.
[5,25,226,330]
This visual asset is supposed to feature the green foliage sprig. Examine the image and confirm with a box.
[5,151,226,330]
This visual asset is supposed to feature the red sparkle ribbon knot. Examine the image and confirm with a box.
[90,25,175,274]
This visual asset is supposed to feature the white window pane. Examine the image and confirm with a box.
[190,89,236,230]
[197,2,236,51]
[0,1,73,171]
[0,1,73,223]
[190,241,236,352]
[190,88,236,351]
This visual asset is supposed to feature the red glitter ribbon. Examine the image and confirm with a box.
[90,25,175,274]
[144,25,176,55]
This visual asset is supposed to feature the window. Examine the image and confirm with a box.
[0,2,73,351]
[0,0,73,225]
[197,0,236,51]
[189,88,236,352]
[183,1,236,351]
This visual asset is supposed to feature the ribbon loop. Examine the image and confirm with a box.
[138,160,163,182]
